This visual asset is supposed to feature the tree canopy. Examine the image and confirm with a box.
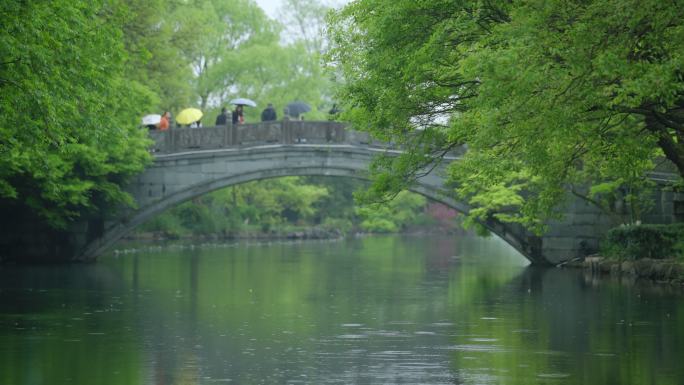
[0,0,342,233]
[327,0,684,232]
[0,0,152,228]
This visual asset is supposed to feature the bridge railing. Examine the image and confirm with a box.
[148,121,380,153]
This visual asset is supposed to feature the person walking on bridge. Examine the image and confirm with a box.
[158,111,170,131]
[232,105,244,125]
[261,103,277,121]
[215,107,229,126]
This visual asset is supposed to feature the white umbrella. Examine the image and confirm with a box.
[230,98,257,107]
[142,114,162,125]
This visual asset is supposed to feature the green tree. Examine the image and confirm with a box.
[121,0,195,111]
[327,0,684,232]
[141,177,330,235]
[305,176,364,222]
[270,0,336,118]
[230,177,330,228]
[171,0,279,110]
[278,0,330,55]
[355,191,427,233]
[220,41,330,122]
[164,0,336,122]
[0,0,152,228]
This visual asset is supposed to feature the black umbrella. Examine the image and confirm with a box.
[285,101,311,117]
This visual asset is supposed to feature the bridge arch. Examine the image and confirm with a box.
[77,120,655,266]
[82,144,541,263]
[4,121,673,264]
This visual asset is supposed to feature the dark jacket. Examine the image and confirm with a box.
[261,107,277,122]
[215,112,228,126]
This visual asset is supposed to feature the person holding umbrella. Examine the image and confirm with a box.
[232,105,244,125]
[285,101,311,120]
[141,114,161,130]
[229,98,257,124]
[176,108,203,127]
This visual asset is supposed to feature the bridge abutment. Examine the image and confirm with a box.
[0,205,102,263]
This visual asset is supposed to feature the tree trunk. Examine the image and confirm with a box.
[646,114,684,178]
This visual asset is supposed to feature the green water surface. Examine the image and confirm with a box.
[1,235,682,384]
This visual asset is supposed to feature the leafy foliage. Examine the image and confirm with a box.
[0,0,152,228]
[140,177,330,235]
[356,191,428,233]
[141,0,336,124]
[0,0,340,233]
[602,223,684,260]
[279,0,330,55]
[139,177,445,236]
[327,0,684,233]
[171,0,279,110]
[120,0,195,110]
[305,176,364,224]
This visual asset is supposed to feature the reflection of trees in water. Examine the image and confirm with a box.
[0,265,142,385]
[3,236,684,385]
[448,265,684,385]
[122,236,478,383]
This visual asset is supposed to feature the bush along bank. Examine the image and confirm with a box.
[566,224,684,285]
[127,225,345,242]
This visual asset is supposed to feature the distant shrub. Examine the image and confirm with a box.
[139,213,185,239]
[321,218,353,234]
[602,223,684,260]
[360,218,398,233]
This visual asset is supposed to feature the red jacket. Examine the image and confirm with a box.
[159,115,169,131]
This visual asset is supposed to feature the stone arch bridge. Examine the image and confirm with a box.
[65,120,679,265]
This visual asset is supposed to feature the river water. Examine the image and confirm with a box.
[1,235,683,385]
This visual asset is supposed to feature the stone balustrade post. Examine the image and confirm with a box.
[282,120,292,144]
[224,122,233,147]
[230,121,237,146]
[169,127,176,152]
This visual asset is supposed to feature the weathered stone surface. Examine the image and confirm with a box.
[88,126,679,265]
[6,121,677,264]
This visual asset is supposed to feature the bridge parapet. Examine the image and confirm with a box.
[149,121,378,153]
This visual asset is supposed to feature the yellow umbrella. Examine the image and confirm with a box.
[176,108,203,125]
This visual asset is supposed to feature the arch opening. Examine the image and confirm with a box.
[84,165,533,263]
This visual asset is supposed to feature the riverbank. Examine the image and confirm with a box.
[563,256,684,285]
[115,226,469,256]
[125,224,466,243]
[126,226,345,242]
